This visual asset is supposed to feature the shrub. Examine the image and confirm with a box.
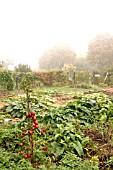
[0,148,35,170]
[0,69,14,91]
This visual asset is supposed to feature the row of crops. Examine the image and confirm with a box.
[0,90,113,169]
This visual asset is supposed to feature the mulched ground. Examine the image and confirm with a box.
[0,102,4,108]
[84,88,113,96]
[83,127,113,170]
[103,88,113,96]
[103,88,113,93]
[0,92,9,108]
[0,92,10,99]
[54,88,113,106]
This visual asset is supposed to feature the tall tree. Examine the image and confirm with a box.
[39,44,76,70]
[87,33,113,70]
[14,63,31,72]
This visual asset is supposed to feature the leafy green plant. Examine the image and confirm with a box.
[1,93,54,118]
[1,88,113,169]
[19,76,51,165]
[105,156,113,169]
[38,152,99,170]
[0,69,14,91]
[59,152,99,170]
[0,148,35,170]
[5,100,27,118]
[0,125,21,152]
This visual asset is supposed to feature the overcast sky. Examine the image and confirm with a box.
[0,0,113,69]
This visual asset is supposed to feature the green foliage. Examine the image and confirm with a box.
[13,72,41,90]
[38,70,57,86]
[1,94,54,118]
[75,71,92,84]
[38,93,113,126]
[35,93,113,163]
[38,70,68,86]
[59,152,99,170]
[0,148,35,170]
[3,69,107,89]
[0,124,21,152]
[4,100,27,118]
[75,83,98,89]
[20,73,35,91]
[38,152,99,170]
[1,90,113,169]
[106,156,113,169]
[14,63,32,72]
[53,70,68,86]
[13,70,68,89]
[0,69,14,90]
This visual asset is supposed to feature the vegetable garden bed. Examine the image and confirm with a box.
[0,88,113,170]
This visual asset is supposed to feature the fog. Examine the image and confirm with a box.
[0,0,113,70]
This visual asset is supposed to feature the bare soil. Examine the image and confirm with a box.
[0,92,10,99]
[83,128,113,170]
[0,101,4,108]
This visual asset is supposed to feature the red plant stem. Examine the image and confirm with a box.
[29,133,33,163]
[26,89,34,163]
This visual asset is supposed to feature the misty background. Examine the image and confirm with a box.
[0,0,113,70]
